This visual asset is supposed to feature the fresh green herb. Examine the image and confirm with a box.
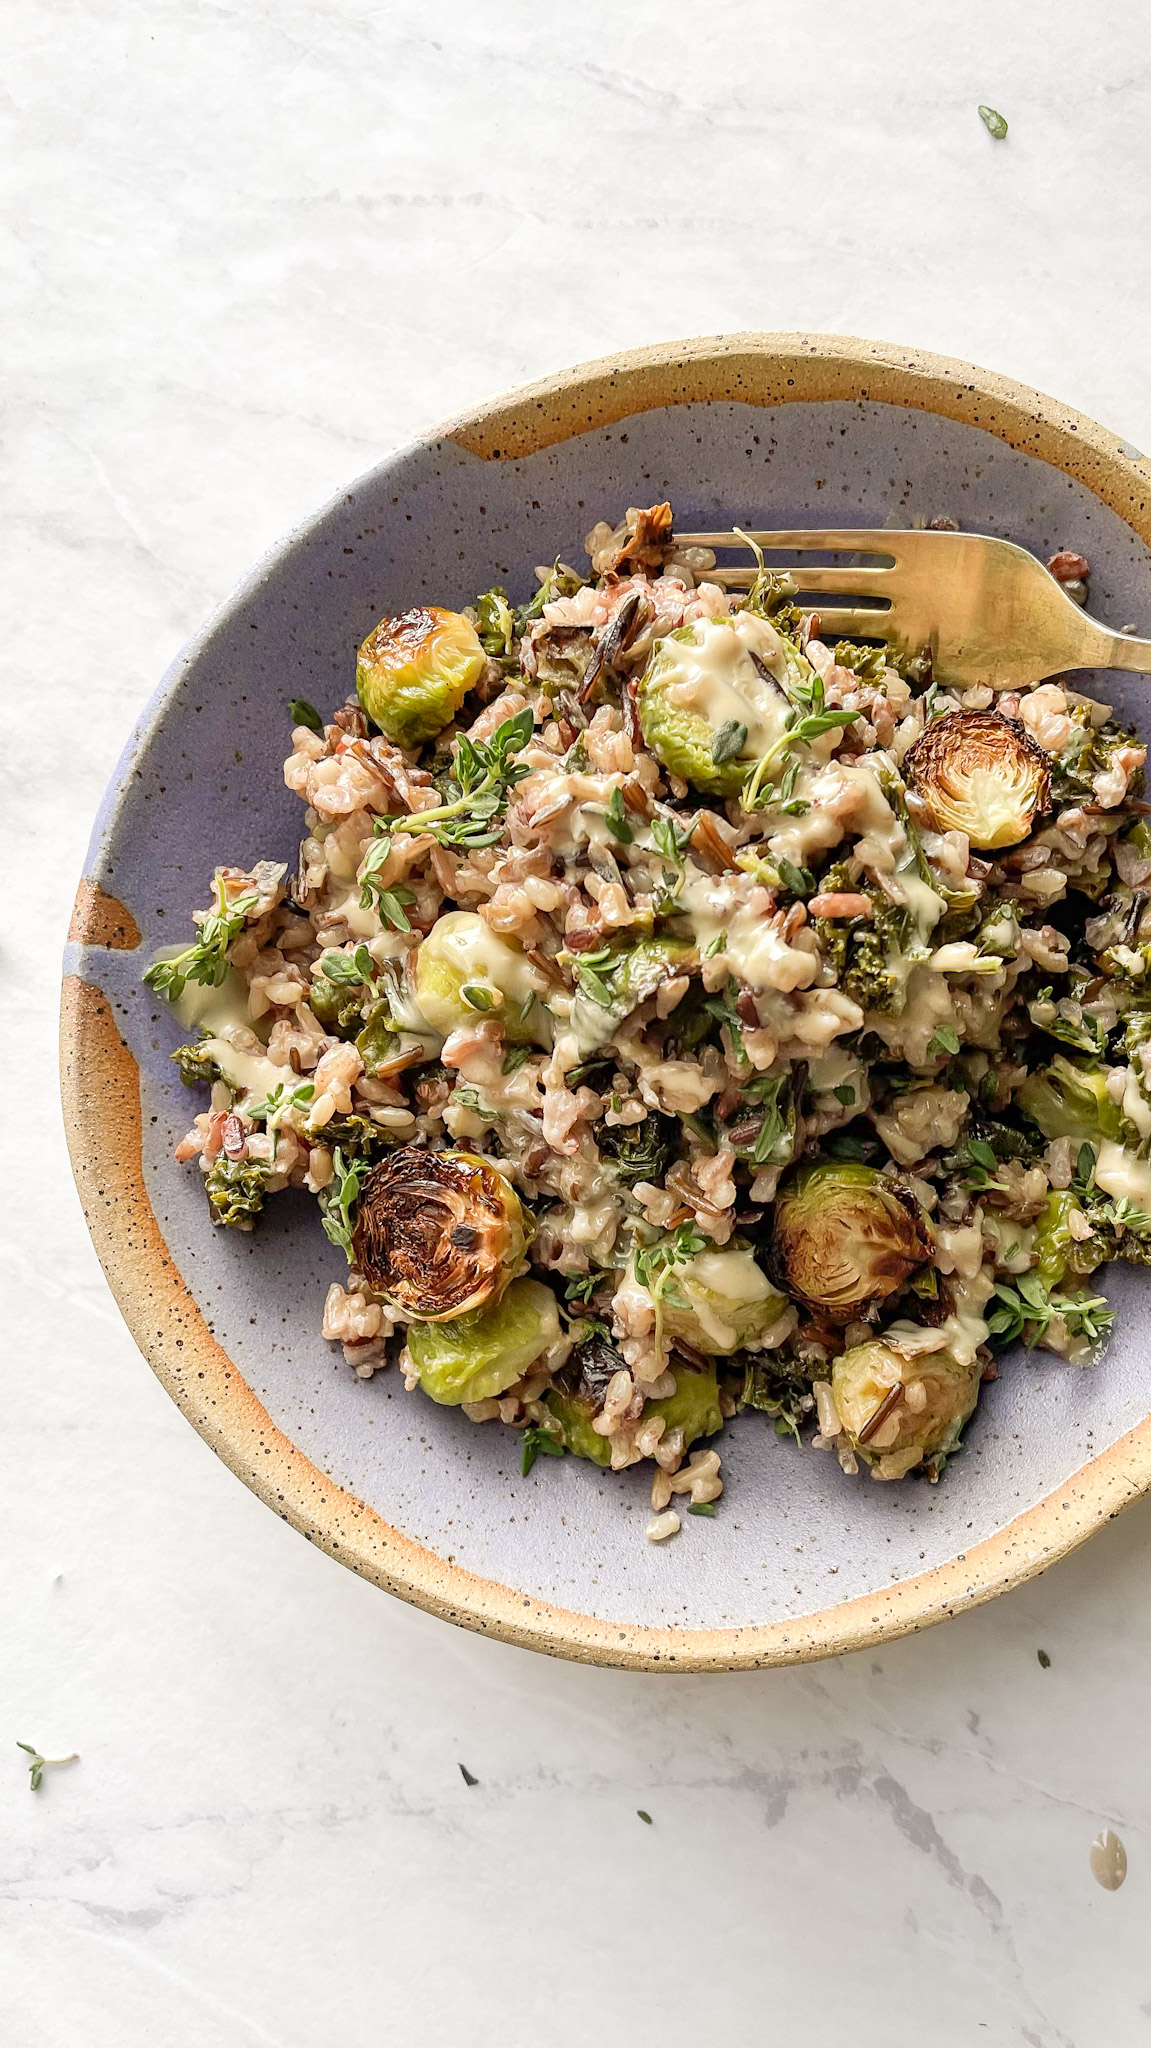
[564,1270,611,1306]
[358,839,416,929]
[711,719,748,766]
[502,1046,532,1074]
[460,983,495,1012]
[637,1809,653,1825]
[1037,1649,1051,1669]
[649,815,694,913]
[687,1501,717,1517]
[520,1423,565,1475]
[247,1078,316,1159]
[775,855,813,897]
[987,1274,1114,1349]
[604,785,634,844]
[288,697,325,733]
[978,104,1008,139]
[577,964,614,1007]
[458,1763,479,1787]
[928,1024,962,1061]
[634,1223,707,1349]
[319,1147,368,1259]
[319,944,377,991]
[741,665,858,811]
[370,707,534,859]
[143,873,260,1003]
[16,1741,78,1793]
[772,758,810,815]
[703,933,727,959]
[1072,1142,1098,1197]
[830,1084,856,1106]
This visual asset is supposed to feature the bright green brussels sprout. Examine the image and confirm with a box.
[1016,1055,1126,1146]
[771,1162,932,1319]
[831,1339,980,1477]
[636,614,792,796]
[353,1147,531,1319]
[644,1360,724,1445]
[571,935,696,1053]
[356,606,486,746]
[415,911,547,1043]
[407,1277,560,1406]
[906,710,1051,850]
[652,1245,790,1357]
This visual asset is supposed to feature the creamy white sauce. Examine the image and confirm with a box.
[198,1025,286,1103]
[1120,1065,1151,1140]
[656,613,792,759]
[1095,1141,1151,1211]
[419,911,542,1009]
[679,873,816,993]
[678,1247,776,1350]
[168,965,255,1039]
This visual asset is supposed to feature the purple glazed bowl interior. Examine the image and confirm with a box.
[61,336,1151,1667]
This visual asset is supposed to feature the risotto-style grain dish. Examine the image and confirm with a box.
[145,509,1151,1539]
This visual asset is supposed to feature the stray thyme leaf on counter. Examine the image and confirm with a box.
[288,697,324,733]
[637,1809,653,1824]
[17,1741,78,1792]
[1037,1649,1051,1668]
[458,1763,479,1786]
[978,104,1008,139]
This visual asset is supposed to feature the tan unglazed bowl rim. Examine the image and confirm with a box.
[61,331,1151,1671]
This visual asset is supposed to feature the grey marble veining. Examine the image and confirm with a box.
[5,3,1151,2042]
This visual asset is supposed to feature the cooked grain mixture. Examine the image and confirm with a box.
[146,506,1151,1520]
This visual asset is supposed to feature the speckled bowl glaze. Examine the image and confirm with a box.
[61,334,1151,1670]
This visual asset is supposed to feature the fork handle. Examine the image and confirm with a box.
[1097,628,1151,675]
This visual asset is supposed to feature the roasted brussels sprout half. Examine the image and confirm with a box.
[906,709,1051,850]
[644,1359,725,1445]
[356,606,486,747]
[415,910,547,1043]
[543,1338,723,1461]
[543,1334,623,1465]
[831,1339,980,1477]
[771,1162,932,1319]
[636,614,792,797]
[653,1245,790,1357]
[1016,1055,1126,1146]
[406,1278,560,1406]
[352,1147,530,1319]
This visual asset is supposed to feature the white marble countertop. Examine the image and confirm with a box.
[6,4,1151,2040]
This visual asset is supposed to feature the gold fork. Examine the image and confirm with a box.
[671,528,1151,692]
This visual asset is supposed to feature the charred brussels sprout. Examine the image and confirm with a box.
[771,1162,932,1319]
[356,606,486,747]
[415,911,545,1042]
[352,1147,531,1319]
[594,1110,676,1186]
[831,1340,980,1477]
[406,1278,560,1406]
[906,710,1051,850]
[204,1156,270,1230]
[1016,1055,1126,1146]
[543,1334,623,1465]
[636,614,792,797]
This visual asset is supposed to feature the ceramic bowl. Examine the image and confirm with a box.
[61,333,1151,1670]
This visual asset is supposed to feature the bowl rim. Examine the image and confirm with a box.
[60,330,1151,1671]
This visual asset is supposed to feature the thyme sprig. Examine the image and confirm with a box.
[143,873,259,1003]
[17,1741,78,1792]
[369,708,534,859]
